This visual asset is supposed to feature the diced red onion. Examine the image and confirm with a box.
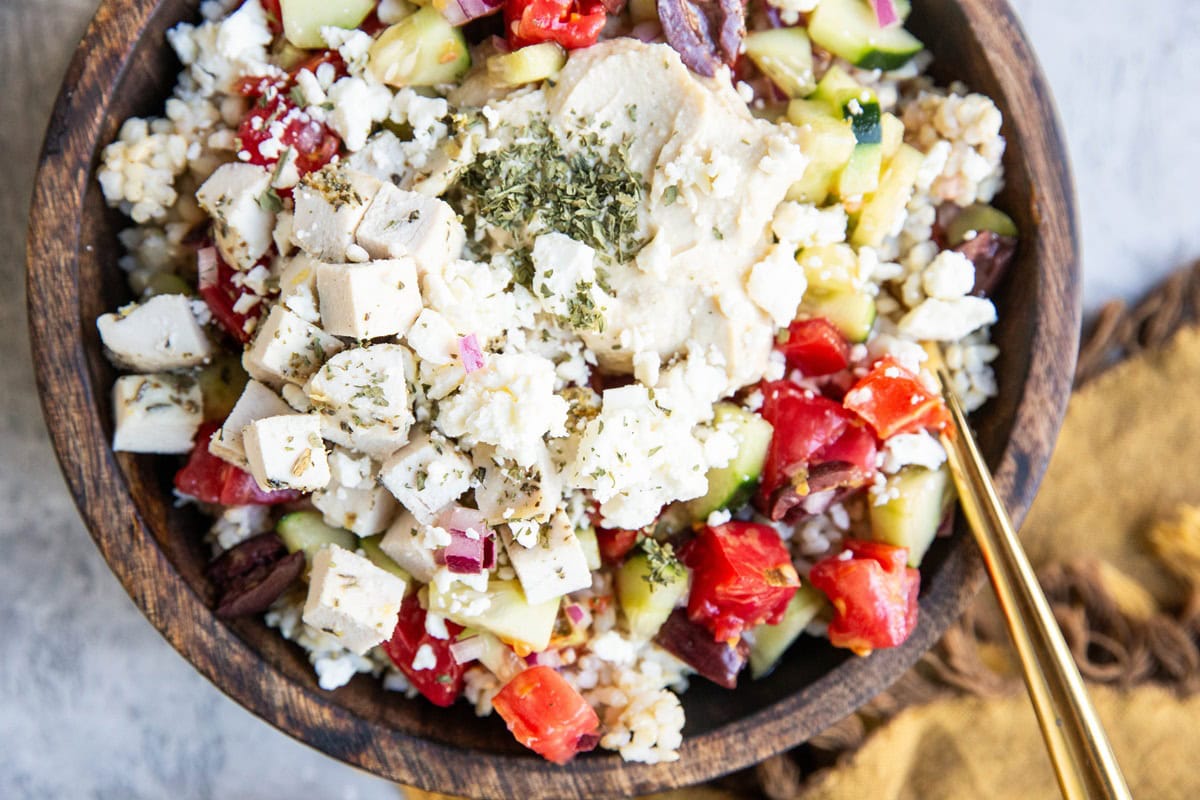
[487,35,512,55]
[436,505,494,574]
[449,635,486,665]
[872,0,899,28]
[483,537,496,570]
[197,247,218,289]
[437,505,491,540]
[443,529,485,573]
[564,603,588,626]
[458,334,485,373]
[436,0,503,27]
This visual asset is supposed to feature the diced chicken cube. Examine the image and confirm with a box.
[302,544,407,655]
[111,373,202,454]
[356,183,464,275]
[473,444,562,525]
[276,252,321,324]
[379,507,442,583]
[196,163,276,269]
[208,379,293,467]
[291,165,382,262]
[312,473,397,536]
[304,344,414,457]
[97,294,213,372]
[501,511,591,605]
[242,413,330,492]
[242,305,344,387]
[379,430,473,523]
[405,308,458,366]
[315,257,421,339]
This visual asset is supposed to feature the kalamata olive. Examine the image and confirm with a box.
[657,0,745,77]
[653,609,748,688]
[955,231,1017,297]
[206,533,305,618]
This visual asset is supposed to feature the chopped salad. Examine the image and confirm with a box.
[96,0,1016,765]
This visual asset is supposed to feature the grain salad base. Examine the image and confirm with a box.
[96,0,1008,765]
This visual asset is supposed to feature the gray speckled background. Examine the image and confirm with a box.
[3,1,1198,798]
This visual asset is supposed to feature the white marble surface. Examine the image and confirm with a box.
[2,2,1198,798]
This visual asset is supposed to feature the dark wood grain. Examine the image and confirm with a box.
[24,0,1079,796]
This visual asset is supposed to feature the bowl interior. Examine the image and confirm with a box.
[30,0,1078,796]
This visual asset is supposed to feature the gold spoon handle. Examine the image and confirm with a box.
[930,354,1132,800]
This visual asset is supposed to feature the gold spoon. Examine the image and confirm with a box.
[925,344,1132,800]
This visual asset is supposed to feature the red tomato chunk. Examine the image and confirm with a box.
[756,381,853,510]
[492,666,601,764]
[505,0,608,50]
[843,357,951,439]
[199,250,264,344]
[808,540,920,656]
[777,318,851,377]
[380,595,466,707]
[174,422,301,506]
[682,522,800,645]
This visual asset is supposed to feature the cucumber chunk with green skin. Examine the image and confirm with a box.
[487,42,566,88]
[945,203,1020,247]
[745,28,817,98]
[880,112,904,160]
[368,8,470,88]
[802,289,877,343]
[837,142,882,197]
[196,352,249,422]
[846,100,882,144]
[280,0,375,49]
[786,107,857,203]
[869,465,953,567]
[359,535,413,584]
[427,578,560,653]
[810,65,873,111]
[277,511,357,565]
[616,545,690,640]
[748,585,827,679]
[687,403,774,521]
[807,0,924,71]
[851,142,925,248]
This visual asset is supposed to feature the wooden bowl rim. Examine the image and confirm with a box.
[25,0,1079,796]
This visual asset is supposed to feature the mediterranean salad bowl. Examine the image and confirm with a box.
[26,0,1077,796]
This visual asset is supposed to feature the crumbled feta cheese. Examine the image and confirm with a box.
[881,431,947,474]
[921,249,976,300]
[328,447,374,489]
[302,544,407,655]
[632,351,661,387]
[379,430,473,523]
[242,413,331,492]
[209,379,293,467]
[897,296,997,341]
[304,344,414,457]
[196,162,276,269]
[355,184,465,275]
[422,258,531,342]
[343,130,414,187]
[315,257,422,339]
[292,166,382,262]
[746,243,807,328]
[438,353,568,468]
[242,305,344,386]
[771,202,847,248]
[530,233,610,331]
[411,643,437,671]
[276,252,321,324]
[313,471,398,536]
[406,309,459,366]
[97,294,213,371]
[325,76,393,152]
[111,373,202,454]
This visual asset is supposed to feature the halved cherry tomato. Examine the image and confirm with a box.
[843,357,951,439]
[681,522,800,645]
[198,250,264,344]
[174,423,302,505]
[777,318,851,377]
[492,666,600,764]
[808,539,920,656]
[504,0,607,50]
[380,594,466,707]
[236,95,340,176]
[755,381,853,511]
[595,527,639,564]
[811,423,878,479]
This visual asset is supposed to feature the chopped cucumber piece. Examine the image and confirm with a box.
[810,65,873,112]
[798,243,859,294]
[846,99,882,145]
[869,465,952,567]
[802,288,877,343]
[616,546,690,640]
[749,585,826,679]
[368,8,470,88]
[140,272,191,298]
[837,142,882,197]
[881,112,904,160]
[427,578,560,653]
[277,511,357,565]
[945,203,1019,247]
[745,28,817,98]
[786,107,856,203]
[687,403,773,521]
[575,525,602,571]
[807,0,924,71]
[487,42,566,88]
[196,352,249,422]
[359,535,413,584]
[280,0,375,49]
[851,142,924,248]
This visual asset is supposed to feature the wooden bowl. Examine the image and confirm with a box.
[25,1,1078,797]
